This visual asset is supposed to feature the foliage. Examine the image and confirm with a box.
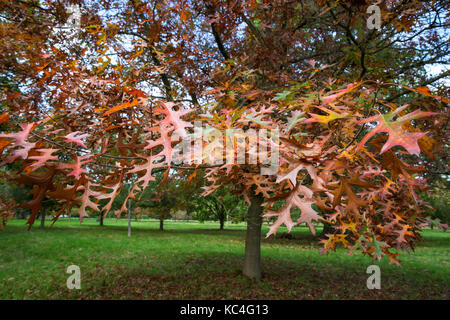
[192,186,247,227]
[421,180,450,226]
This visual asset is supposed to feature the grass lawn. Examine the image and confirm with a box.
[0,218,448,299]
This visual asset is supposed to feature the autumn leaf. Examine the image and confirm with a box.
[355,105,438,155]
[76,180,102,220]
[265,184,323,237]
[331,173,373,216]
[0,113,9,124]
[0,122,36,146]
[58,155,91,180]
[0,123,37,164]
[103,98,139,116]
[401,85,450,104]
[321,82,361,106]
[155,102,192,138]
[144,124,175,165]
[305,106,349,125]
[127,155,164,191]
[15,168,57,229]
[62,132,90,149]
[28,148,59,170]
[284,111,305,133]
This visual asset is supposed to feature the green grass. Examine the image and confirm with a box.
[0,218,448,299]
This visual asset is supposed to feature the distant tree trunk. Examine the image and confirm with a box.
[40,206,46,228]
[99,214,104,226]
[320,222,333,238]
[219,211,225,230]
[243,190,264,279]
[159,217,164,231]
[127,199,131,237]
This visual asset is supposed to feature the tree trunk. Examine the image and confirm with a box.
[159,217,164,231]
[99,214,104,226]
[242,191,264,279]
[40,206,46,228]
[320,222,333,238]
[219,211,225,230]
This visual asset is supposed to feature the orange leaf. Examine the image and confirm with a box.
[0,137,11,154]
[402,85,450,104]
[103,99,139,116]
[187,169,197,183]
[0,113,9,124]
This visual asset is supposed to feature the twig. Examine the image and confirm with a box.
[339,85,380,153]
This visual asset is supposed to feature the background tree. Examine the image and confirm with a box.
[192,186,247,230]
[142,190,177,231]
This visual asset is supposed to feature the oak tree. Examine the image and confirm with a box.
[0,0,448,279]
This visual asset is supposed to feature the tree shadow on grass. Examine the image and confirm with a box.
[61,252,449,300]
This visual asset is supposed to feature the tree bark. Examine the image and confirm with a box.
[40,206,46,228]
[99,214,104,226]
[242,190,265,279]
[159,217,164,231]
